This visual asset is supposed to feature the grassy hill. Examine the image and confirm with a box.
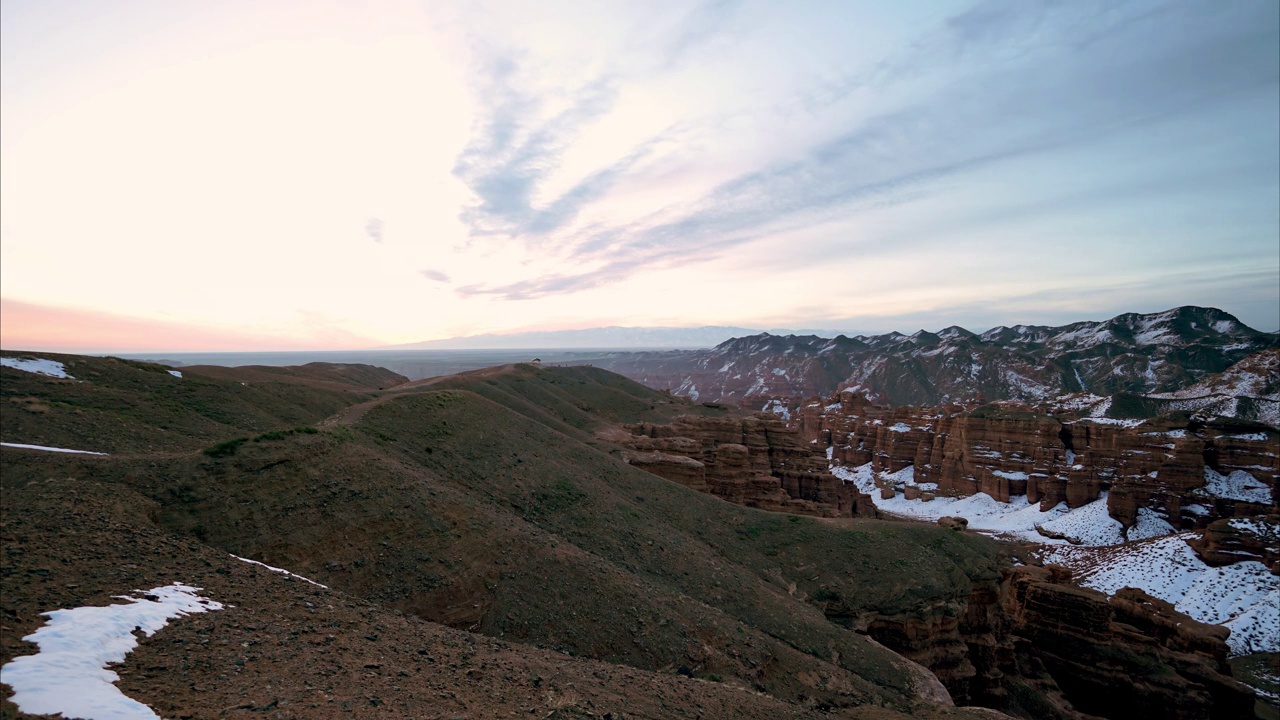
[0,351,405,453]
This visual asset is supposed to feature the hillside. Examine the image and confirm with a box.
[0,353,406,453]
[587,307,1279,408]
[0,355,1261,719]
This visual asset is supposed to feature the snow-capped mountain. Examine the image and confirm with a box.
[590,307,1279,408]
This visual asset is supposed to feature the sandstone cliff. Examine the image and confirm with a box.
[604,413,876,517]
[822,564,1256,720]
[797,391,1278,532]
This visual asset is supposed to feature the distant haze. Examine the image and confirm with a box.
[386,326,864,350]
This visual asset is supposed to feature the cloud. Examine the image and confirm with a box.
[419,269,450,282]
[451,53,622,240]
[364,218,384,243]
[448,0,1279,301]
[448,0,745,246]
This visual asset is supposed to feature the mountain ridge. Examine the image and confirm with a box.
[586,306,1280,410]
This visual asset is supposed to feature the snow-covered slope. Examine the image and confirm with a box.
[1044,535,1278,656]
[833,461,1275,657]
[832,464,1173,545]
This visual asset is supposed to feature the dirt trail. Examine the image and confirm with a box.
[317,364,521,428]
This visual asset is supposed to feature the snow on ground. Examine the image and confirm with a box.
[761,399,791,421]
[1074,417,1145,428]
[1198,467,1273,504]
[1044,535,1279,656]
[1036,498,1125,545]
[1229,432,1269,442]
[832,458,1275,655]
[231,554,328,588]
[1229,517,1279,539]
[167,370,183,378]
[832,462,1137,545]
[0,583,222,720]
[1,357,73,379]
[1,442,107,456]
[831,463,876,494]
[1127,507,1177,541]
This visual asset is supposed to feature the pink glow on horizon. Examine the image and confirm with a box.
[0,299,374,353]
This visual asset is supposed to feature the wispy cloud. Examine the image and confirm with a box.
[420,269,450,282]
[451,57,622,240]
[449,0,1278,301]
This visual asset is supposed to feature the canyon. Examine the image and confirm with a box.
[792,386,1277,532]
[1,343,1274,719]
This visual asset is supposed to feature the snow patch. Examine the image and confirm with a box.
[1,583,222,720]
[1198,468,1272,504]
[231,554,328,588]
[1037,497,1125,545]
[1228,433,1269,442]
[167,370,183,378]
[887,423,912,433]
[1127,507,1176,541]
[830,463,877,494]
[1,442,107,456]
[761,399,791,422]
[1078,417,1144,428]
[1,357,73,379]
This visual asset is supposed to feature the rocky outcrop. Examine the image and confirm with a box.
[799,392,1279,529]
[1188,515,1280,573]
[999,566,1253,720]
[608,414,874,517]
[838,565,1256,720]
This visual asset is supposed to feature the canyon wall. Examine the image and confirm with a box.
[797,390,1279,529]
[605,413,876,517]
[820,563,1256,720]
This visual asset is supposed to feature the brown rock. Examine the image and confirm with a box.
[1187,515,1280,573]
[612,414,872,517]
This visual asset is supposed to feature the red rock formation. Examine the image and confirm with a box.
[1000,566,1253,720]
[797,391,1279,529]
[609,414,874,517]
[818,563,1254,719]
[1187,515,1280,573]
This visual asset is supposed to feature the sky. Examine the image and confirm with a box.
[2,0,1277,352]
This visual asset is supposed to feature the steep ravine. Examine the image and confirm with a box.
[815,565,1255,720]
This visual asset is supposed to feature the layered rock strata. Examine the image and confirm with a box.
[608,414,875,517]
[797,391,1279,530]
[1188,515,1280,572]
[824,565,1256,720]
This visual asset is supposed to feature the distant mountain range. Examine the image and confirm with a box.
[584,306,1280,412]
[386,325,861,350]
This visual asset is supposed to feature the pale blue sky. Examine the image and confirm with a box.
[2,0,1277,350]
